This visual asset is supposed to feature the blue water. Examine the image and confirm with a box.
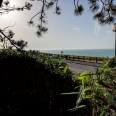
[40,49,115,58]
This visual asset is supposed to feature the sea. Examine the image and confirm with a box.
[40,49,115,58]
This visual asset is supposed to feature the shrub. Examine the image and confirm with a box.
[0,49,76,116]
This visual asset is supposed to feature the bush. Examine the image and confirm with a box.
[0,50,76,116]
[107,57,116,68]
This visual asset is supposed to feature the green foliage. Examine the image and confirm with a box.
[107,57,116,68]
[60,58,116,116]
[77,72,92,86]
[2,49,116,115]
[0,49,76,116]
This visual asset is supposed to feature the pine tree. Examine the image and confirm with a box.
[0,0,116,49]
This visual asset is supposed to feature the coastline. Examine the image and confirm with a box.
[40,49,114,58]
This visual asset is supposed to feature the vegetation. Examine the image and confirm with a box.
[60,57,116,116]
[0,49,77,116]
[0,0,116,115]
[0,1,32,50]
[0,49,116,116]
[23,0,116,37]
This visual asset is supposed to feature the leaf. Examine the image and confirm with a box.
[100,110,106,116]
[100,106,109,116]
[75,85,84,106]
[60,92,80,95]
[68,105,86,112]
[63,65,68,73]
[74,86,81,90]
[82,87,91,92]
[74,5,84,16]
[82,87,92,99]
[79,71,89,76]
[79,71,92,79]
[103,61,109,68]
[103,67,112,74]
[95,82,101,87]
[84,95,92,99]
[78,71,92,85]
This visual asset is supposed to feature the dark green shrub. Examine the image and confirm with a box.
[107,57,116,68]
[0,50,76,116]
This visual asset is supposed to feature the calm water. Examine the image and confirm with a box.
[41,49,115,58]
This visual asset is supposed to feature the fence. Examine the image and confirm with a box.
[39,52,109,64]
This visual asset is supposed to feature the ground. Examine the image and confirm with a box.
[63,60,103,73]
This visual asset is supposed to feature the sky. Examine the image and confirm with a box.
[0,0,115,50]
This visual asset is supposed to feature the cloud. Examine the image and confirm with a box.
[72,27,80,31]
[22,26,34,30]
[106,30,112,34]
[94,22,101,36]
[1,16,18,20]
[93,1,102,36]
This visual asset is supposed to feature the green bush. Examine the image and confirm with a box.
[0,49,76,116]
[60,58,116,116]
[107,57,116,68]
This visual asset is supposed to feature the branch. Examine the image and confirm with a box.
[74,0,76,8]
[2,23,16,31]
[0,31,19,49]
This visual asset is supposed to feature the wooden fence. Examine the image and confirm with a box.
[39,52,110,64]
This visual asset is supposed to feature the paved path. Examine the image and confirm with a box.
[63,60,103,73]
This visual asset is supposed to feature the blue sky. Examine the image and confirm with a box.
[0,0,115,50]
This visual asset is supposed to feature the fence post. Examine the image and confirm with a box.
[96,57,97,63]
[89,57,91,62]
[73,56,75,60]
[83,56,85,61]
[58,54,59,59]
[69,55,70,60]
[78,56,79,61]
[65,55,68,60]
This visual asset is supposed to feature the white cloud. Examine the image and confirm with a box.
[1,16,18,20]
[93,1,102,36]
[72,27,80,31]
[94,22,101,36]
[106,30,112,34]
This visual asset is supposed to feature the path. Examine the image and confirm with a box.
[63,60,103,73]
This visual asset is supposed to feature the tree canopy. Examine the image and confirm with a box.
[0,0,32,50]
[0,0,116,50]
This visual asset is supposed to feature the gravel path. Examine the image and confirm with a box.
[63,60,103,73]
